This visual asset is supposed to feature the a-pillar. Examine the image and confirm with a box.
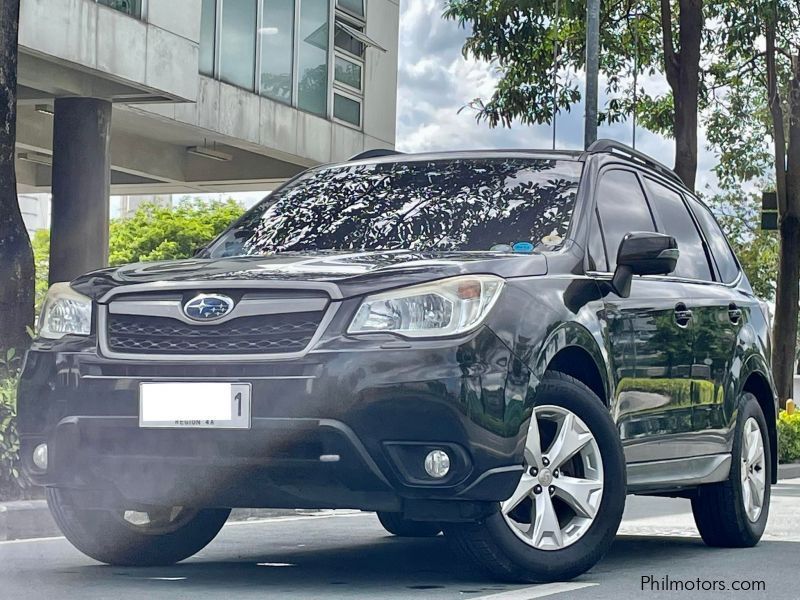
[49,97,112,284]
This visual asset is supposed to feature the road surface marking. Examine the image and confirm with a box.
[0,535,65,545]
[470,582,598,600]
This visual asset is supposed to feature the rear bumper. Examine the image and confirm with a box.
[17,327,531,514]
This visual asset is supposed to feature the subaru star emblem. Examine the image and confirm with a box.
[183,294,234,321]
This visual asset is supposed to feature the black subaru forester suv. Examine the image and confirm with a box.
[18,140,777,582]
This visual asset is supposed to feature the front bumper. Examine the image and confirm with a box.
[17,327,532,515]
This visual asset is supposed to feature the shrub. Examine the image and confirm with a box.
[778,410,800,464]
[108,198,246,266]
[0,371,24,501]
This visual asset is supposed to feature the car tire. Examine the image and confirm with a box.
[442,371,626,583]
[377,512,441,537]
[46,487,231,566]
[691,392,771,548]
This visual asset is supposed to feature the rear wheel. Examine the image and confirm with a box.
[46,488,230,566]
[377,512,441,537]
[443,372,626,582]
[691,393,771,547]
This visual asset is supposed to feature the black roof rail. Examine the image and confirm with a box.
[586,139,683,187]
[349,148,404,161]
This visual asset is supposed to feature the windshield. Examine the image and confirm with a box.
[204,157,583,258]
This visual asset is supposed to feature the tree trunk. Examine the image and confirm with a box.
[772,52,800,407]
[672,0,702,190]
[0,0,33,358]
[772,214,800,406]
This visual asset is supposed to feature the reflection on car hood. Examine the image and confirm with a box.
[70,250,548,300]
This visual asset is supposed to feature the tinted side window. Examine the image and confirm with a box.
[688,198,741,283]
[594,169,655,271]
[644,178,712,281]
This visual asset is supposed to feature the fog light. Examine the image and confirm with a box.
[424,450,450,478]
[33,443,48,470]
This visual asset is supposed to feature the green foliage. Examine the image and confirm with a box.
[108,198,245,266]
[778,410,800,463]
[0,368,24,501]
[32,229,50,315]
[441,0,707,132]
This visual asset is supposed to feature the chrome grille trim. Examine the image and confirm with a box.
[108,297,329,326]
[97,282,341,362]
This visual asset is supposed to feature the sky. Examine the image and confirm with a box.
[394,0,721,193]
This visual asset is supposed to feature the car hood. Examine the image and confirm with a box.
[71,250,548,301]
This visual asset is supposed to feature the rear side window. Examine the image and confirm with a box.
[593,169,656,271]
[688,198,741,283]
[643,178,712,281]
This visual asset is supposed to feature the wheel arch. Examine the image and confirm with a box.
[533,323,610,407]
[740,360,778,485]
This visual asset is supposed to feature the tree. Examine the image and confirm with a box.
[705,1,800,405]
[442,0,705,189]
[31,229,50,314]
[108,198,246,266]
[0,0,33,358]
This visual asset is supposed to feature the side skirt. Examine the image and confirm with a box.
[626,453,731,495]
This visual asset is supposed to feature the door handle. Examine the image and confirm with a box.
[728,304,743,324]
[674,303,693,327]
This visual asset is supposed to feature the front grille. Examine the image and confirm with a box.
[106,311,324,355]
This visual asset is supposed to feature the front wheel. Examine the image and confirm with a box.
[443,371,626,582]
[46,488,231,566]
[691,393,771,547]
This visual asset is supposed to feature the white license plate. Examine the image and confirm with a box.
[139,382,251,429]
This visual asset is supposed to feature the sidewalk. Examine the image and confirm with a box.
[0,502,318,541]
[4,463,800,541]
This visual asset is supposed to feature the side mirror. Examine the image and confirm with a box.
[611,232,679,298]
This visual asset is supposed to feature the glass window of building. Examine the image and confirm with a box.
[96,0,142,18]
[199,0,217,77]
[337,0,364,18]
[334,55,361,90]
[260,0,295,103]
[334,21,366,58]
[219,0,258,91]
[334,93,361,126]
[297,0,329,116]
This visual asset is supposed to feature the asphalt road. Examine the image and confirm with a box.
[2,480,798,600]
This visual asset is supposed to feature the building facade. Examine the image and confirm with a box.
[14,0,399,281]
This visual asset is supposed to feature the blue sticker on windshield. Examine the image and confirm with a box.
[512,242,534,254]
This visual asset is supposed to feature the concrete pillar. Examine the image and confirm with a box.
[49,97,112,284]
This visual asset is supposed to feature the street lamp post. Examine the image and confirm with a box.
[584,0,600,149]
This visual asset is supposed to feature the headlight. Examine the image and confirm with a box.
[348,275,504,338]
[38,283,92,339]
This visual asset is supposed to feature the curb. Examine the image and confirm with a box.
[0,500,319,541]
[0,500,59,541]
[778,462,800,481]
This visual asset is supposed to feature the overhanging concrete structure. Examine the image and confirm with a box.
[15,0,399,195]
[15,0,399,280]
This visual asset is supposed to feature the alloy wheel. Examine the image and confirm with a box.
[501,404,604,551]
[740,417,766,522]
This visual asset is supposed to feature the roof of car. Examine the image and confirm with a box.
[344,141,685,190]
[345,149,584,165]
